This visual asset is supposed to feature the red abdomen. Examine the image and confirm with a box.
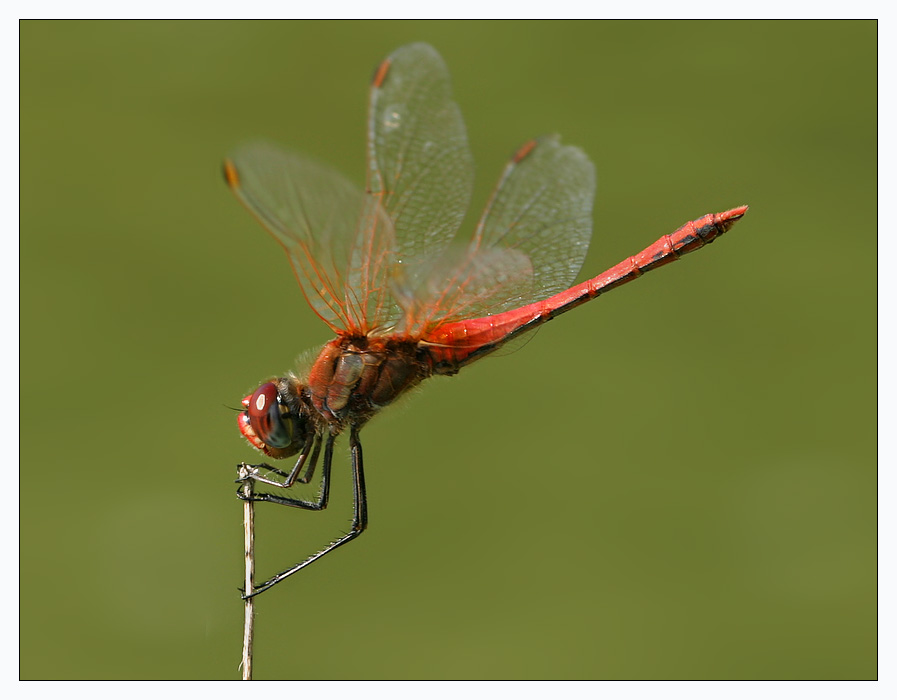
[423,206,747,371]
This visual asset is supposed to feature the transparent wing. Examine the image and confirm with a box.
[394,135,596,334]
[225,142,398,334]
[367,43,474,268]
[473,135,595,302]
[225,43,474,336]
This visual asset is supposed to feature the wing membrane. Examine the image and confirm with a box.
[395,135,596,334]
[225,142,397,333]
[367,43,474,268]
[226,43,475,336]
[471,135,596,305]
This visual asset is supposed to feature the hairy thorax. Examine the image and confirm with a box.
[305,335,433,429]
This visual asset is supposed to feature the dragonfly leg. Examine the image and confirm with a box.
[243,425,368,598]
[237,434,331,510]
[236,431,322,490]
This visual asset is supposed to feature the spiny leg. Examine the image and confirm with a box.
[236,432,319,489]
[249,436,324,486]
[295,437,323,484]
[349,425,368,531]
[243,425,368,598]
[237,434,331,511]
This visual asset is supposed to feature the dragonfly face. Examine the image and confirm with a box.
[238,378,309,459]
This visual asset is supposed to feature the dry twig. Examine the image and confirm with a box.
[238,465,255,680]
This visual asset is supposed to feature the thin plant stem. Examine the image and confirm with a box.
[238,465,255,680]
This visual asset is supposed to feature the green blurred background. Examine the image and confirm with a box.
[20,20,876,679]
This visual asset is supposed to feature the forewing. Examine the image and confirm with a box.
[225,141,398,334]
[226,44,475,337]
[367,43,474,269]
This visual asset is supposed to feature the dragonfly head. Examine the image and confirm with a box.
[238,377,309,459]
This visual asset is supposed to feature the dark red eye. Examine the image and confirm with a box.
[246,382,293,449]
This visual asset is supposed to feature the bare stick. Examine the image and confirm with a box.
[238,465,255,680]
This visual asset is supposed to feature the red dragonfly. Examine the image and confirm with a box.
[225,43,747,597]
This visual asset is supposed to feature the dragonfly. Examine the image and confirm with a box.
[225,43,747,597]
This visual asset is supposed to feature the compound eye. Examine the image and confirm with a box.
[246,382,293,449]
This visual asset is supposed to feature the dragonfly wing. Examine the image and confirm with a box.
[226,44,474,337]
[368,43,474,272]
[401,135,596,333]
[472,135,596,306]
[225,141,398,334]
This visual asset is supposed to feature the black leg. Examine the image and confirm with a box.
[243,424,368,598]
[236,431,318,489]
[252,437,321,485]
[296,436,323,484]
[237,434,331,511]
[349,424,368,532]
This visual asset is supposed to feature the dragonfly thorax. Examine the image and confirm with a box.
[306,336,432,427]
